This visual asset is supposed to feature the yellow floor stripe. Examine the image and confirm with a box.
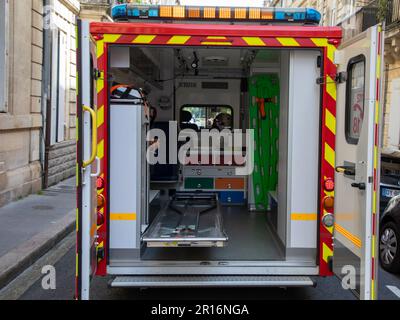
[323,242,333,263]
[242,37,265,46]
[325,109,336,135]
[132,35,156,44]
[324,143,335,169]
[277,37,299,46]
[291,213,317,221]
[168,35,191,45]
[110,213,137,221]
[335,223,362,248]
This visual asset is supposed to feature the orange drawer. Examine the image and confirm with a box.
[215,178,245,190]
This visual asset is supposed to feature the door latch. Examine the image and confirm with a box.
[351,182,366,190]
[335,166,355,176]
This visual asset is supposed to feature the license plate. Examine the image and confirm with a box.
[382,188,400,198]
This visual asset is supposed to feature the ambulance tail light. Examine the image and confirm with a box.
[323,196,334,210]
[324,178,335,192]
[96,177,105,190]
[97,194,105,209]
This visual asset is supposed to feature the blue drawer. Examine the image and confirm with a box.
[219,191,245,205]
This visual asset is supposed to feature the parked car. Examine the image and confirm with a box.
[380,194,400,273]
[380,173,400,213]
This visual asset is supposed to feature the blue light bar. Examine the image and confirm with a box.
[111,5,321,25]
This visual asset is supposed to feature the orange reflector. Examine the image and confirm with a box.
[219,8,231,19]
[234,8,246,19]
[204,7,216,19]
[159,6,172,17]
[249,8,261,19]
[323,196,334,210]
[324,178,335,192]
[261,9,273,20]
[188,7,200,18]
[97,194,105,209]
[173,6,185,18]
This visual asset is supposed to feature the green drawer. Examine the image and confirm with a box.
[184,178,214,190]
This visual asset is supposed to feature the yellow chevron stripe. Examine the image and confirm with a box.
[97,34,122,58]
[201,42,232,46]
[207,36,227,40]
[326,75,336,100]
[310,38,336,63]
[132,35,156,44]
[97,106,104,128]
[335,223,362,248]
[97,139,104,159]
[243,37,265,46]
[324,143,335,169]
[325,109,336,135]
[322,242,333,263]
[168,35,191,45]
[97,78,104,94]
[277,37,299,46]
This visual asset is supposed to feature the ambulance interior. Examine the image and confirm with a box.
[108,45,322,267]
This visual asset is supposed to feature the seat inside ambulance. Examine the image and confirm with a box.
[108,45,321,264]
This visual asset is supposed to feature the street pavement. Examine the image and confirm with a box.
[12,234,400,300]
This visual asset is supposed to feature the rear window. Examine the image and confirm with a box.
[345,55,366,145]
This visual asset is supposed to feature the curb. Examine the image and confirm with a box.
[0,210,76,290]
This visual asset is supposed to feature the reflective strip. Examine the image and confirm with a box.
[291,213,317,221]
[325,109,336,135]
[110,213,137,221]
[97,140,104,159]
[243,37,265,46]
[132,35,156,44]
[276,37,299,46]
[97,34,121,57]
[97,105,104,128]
[322,242,333,263]
[168,35,191,45]
[201,41,232,46]
[324,143,335,169]
[335,223,362,248]
[326,75,337,100]
[310,38,335,63]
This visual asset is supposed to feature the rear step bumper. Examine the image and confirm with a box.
[110,275,316,288]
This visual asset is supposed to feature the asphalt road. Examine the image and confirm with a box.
[8,234,398,301]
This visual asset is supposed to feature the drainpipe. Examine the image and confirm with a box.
[41,0,53,188]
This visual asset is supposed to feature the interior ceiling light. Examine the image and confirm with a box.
[204,56,228,63]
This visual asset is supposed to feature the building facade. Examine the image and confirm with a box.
[0,0,85,207]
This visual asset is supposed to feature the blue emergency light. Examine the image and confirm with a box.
[111,4,321,25]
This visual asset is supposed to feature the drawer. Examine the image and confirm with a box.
[184,178,214,190]
[215,178,245,190]
[219,191,245,205]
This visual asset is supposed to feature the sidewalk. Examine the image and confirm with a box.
[0,177,76,289]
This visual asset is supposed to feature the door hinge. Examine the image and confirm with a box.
[316,72,347,85]
[93,69,101,80]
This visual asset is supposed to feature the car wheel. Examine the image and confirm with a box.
[380,221,400,273]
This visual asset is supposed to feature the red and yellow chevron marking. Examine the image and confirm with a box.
[92,27,341,276]
[370,24,383,300]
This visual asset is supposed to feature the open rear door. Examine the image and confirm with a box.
[333,25,384,300]
[76,19,99,300]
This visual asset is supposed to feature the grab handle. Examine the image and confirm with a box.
[83,105,97,168]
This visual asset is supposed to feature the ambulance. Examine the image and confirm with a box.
[75,4,384,300]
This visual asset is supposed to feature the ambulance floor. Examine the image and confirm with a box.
[141,206,285,261]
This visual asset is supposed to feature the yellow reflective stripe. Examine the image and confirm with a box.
[132,35,156,44]
[242,37,265,46]
[97,106,104,128]
[207,36,227,40]
[97,78,104,94]
[310,38,335,63]
[291,213,317,221]
[326,75,337,100]
[324,143,335,169]
[168,35,191,45]
[322,242,333,263]
[97,140,104,159]
[201,42,232,46]
[97,34,122,57]
[335,223,362,248]
[110,213,137,221]
[277,37,299,46]
[325,109,336,135]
